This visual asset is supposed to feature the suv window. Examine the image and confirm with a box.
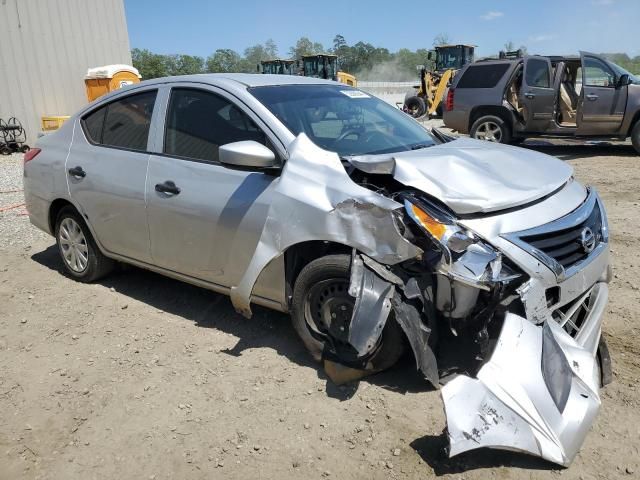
[583,57,616,87]
[525,58,550,88]
[457,63,510,89]
[82,90,157,151]
[164,88,266,162]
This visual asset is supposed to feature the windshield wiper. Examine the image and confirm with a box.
[410,143,432,150]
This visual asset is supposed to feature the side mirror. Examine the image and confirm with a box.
[617,74,631,88]
[427,51,435,61]
[219,141,276,169]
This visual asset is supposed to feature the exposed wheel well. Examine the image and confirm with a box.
[48,199,76,233]
[469,106,514,134]
[283,241,353,306]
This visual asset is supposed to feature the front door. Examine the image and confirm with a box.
[145,86,279,288]
[519,56,555,132]
[66,89,157,263]
[577,53,627,135]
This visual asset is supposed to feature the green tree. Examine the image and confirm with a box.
[433,33,451,47]
[165,54,205,76]
[131,48,168,79]
[205,49,243,73]
[289,37,325,59]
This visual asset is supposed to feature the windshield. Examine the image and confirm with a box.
[607,60,640,84]
[249,85,436,156]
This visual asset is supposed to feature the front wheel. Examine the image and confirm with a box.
[470,115,511,144]
[55,206,115,282]
[290,254,404,372]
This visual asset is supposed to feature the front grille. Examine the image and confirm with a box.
[552,286,595,337]
[520,202,603,270]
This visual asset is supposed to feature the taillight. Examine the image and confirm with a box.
[23,148,41,164]
[445,88,455,111]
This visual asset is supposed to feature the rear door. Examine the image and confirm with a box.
[577,53,627,135]
[145,84,280,288]
[66,89,157,263]
[519,56,555,132]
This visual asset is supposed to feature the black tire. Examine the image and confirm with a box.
[404,96,427,118]
[54,206,115,282]
[290,254,405,372]
[631,121,640,155]
[0,146,11,155]
[470,115,511,144]
[20,144,30,153]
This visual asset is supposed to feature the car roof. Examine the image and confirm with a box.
[137,73,340,88]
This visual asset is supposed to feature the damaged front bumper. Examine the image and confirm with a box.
[442,286,609,467]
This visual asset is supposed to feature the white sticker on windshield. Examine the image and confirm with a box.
[340,90,370,99]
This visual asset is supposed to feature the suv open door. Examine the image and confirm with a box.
[519,56,555,132]
[577,52,628,135]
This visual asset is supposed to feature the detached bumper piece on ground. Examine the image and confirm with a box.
[443,311,607,466]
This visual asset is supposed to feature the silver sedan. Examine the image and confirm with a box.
[24,74,611,466]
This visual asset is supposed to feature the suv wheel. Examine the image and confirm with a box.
[470,115,511,144]
[290,254,405,372]
[54,206,115,282]
[631,121,640,154]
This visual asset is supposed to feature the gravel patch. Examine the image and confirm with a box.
[0,153,49,249]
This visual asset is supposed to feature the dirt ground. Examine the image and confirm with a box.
[1,137,639,480]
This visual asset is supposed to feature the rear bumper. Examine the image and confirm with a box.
[442,304,607,466]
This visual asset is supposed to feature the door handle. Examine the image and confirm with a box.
[586,94,599,101]
[524,92,536,99]
[68,166,86,178]
[155,180,181,195]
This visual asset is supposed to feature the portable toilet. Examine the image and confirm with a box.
[84,64,142,102]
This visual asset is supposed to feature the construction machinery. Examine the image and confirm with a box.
[259,59,297,75]
[301,54,357,86]
[404,44,475,118]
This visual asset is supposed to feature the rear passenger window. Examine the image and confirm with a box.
[456,64,510,88]
[81,90,157,151]
[164,88,266,163]
[525,58,550,88]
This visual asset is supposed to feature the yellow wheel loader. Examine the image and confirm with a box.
[301,54,357,86]
[404,44,474,118]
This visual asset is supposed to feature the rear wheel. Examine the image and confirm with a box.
[470,115,511,144]
[54,206,115,282]
[404,96,427,118]
[290,254,404,372]
[631,121,640,154]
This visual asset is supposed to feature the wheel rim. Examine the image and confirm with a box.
[58,217,89,273]
[304,278,358,358]
[474,121,503,142]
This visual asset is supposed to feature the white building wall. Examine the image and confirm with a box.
[0,0,132,144]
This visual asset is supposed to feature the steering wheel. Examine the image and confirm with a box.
[332,128,363,146]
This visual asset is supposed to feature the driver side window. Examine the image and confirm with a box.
[164,88,267,163]
[583,57,616,87]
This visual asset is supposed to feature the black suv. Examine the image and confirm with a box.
[443,52,640,153]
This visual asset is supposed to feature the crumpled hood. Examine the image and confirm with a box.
[348,138,573,215]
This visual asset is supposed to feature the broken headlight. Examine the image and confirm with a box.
[403,198,475,261]
[403,196,520,287]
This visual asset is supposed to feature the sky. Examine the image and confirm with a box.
[124,0,640,59]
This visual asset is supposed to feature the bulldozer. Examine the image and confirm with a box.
[259,59,297,75]
[301,54,357,86]
[404,44,474,118]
